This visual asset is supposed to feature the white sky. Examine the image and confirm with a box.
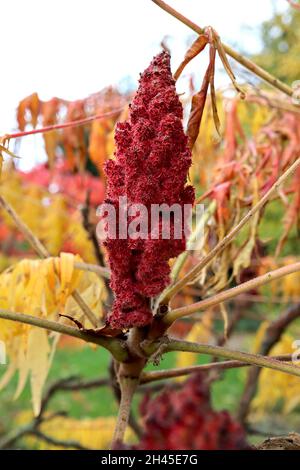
[0,0,288,168]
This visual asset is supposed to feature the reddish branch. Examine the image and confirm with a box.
[238,302,300,423]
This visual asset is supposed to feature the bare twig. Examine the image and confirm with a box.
[110,376,139,449]
[27,429,91,450]
[81,191,106,268]
[0,194,99,327]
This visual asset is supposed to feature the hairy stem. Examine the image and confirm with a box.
[159,157,300,305]
[142,339,300,377]
[165,261,300,323]
[151,0,294,97]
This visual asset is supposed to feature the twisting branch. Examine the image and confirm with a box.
[238,302,300,423]
[140,354,294,384]
[159,156,300,306]
[151,0,294,97]
[142,338,300,378]
[0,309,128,361]
[165,261,300,324]
[0,194,99,327]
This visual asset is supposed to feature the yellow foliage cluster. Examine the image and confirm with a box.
[252,325,300,414]
[190,95,271,187]
[16,412,133,450]
[0,253,106,415]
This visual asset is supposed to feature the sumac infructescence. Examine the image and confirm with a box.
[135,373,250,450]
[104,51,194,329]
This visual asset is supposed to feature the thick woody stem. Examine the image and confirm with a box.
[3,107,124,140]
[0,194,99,327]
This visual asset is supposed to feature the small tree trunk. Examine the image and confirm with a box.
[111,374,139,449]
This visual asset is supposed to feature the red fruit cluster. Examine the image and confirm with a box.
[104,51,194,329]
[135,373,250,450]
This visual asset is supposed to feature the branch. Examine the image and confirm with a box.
[140,354,294,384]
[3,107,124,140]
[142,338,300,377]
[74,261,110,280]
[159,156,300,305]
[151,0,294,97]
[165,261,300,323]
[0,309,128,362]
[0,194,99,327]
[238,301,300,423]
[287,0,300,11]
[81,191,106,268]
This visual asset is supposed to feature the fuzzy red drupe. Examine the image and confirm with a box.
[104,51,194,329]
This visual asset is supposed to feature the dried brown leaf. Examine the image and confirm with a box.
[174,34,208,81]
[186,52,215,149]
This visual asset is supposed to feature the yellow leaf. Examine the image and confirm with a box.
[27,328,51,416]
